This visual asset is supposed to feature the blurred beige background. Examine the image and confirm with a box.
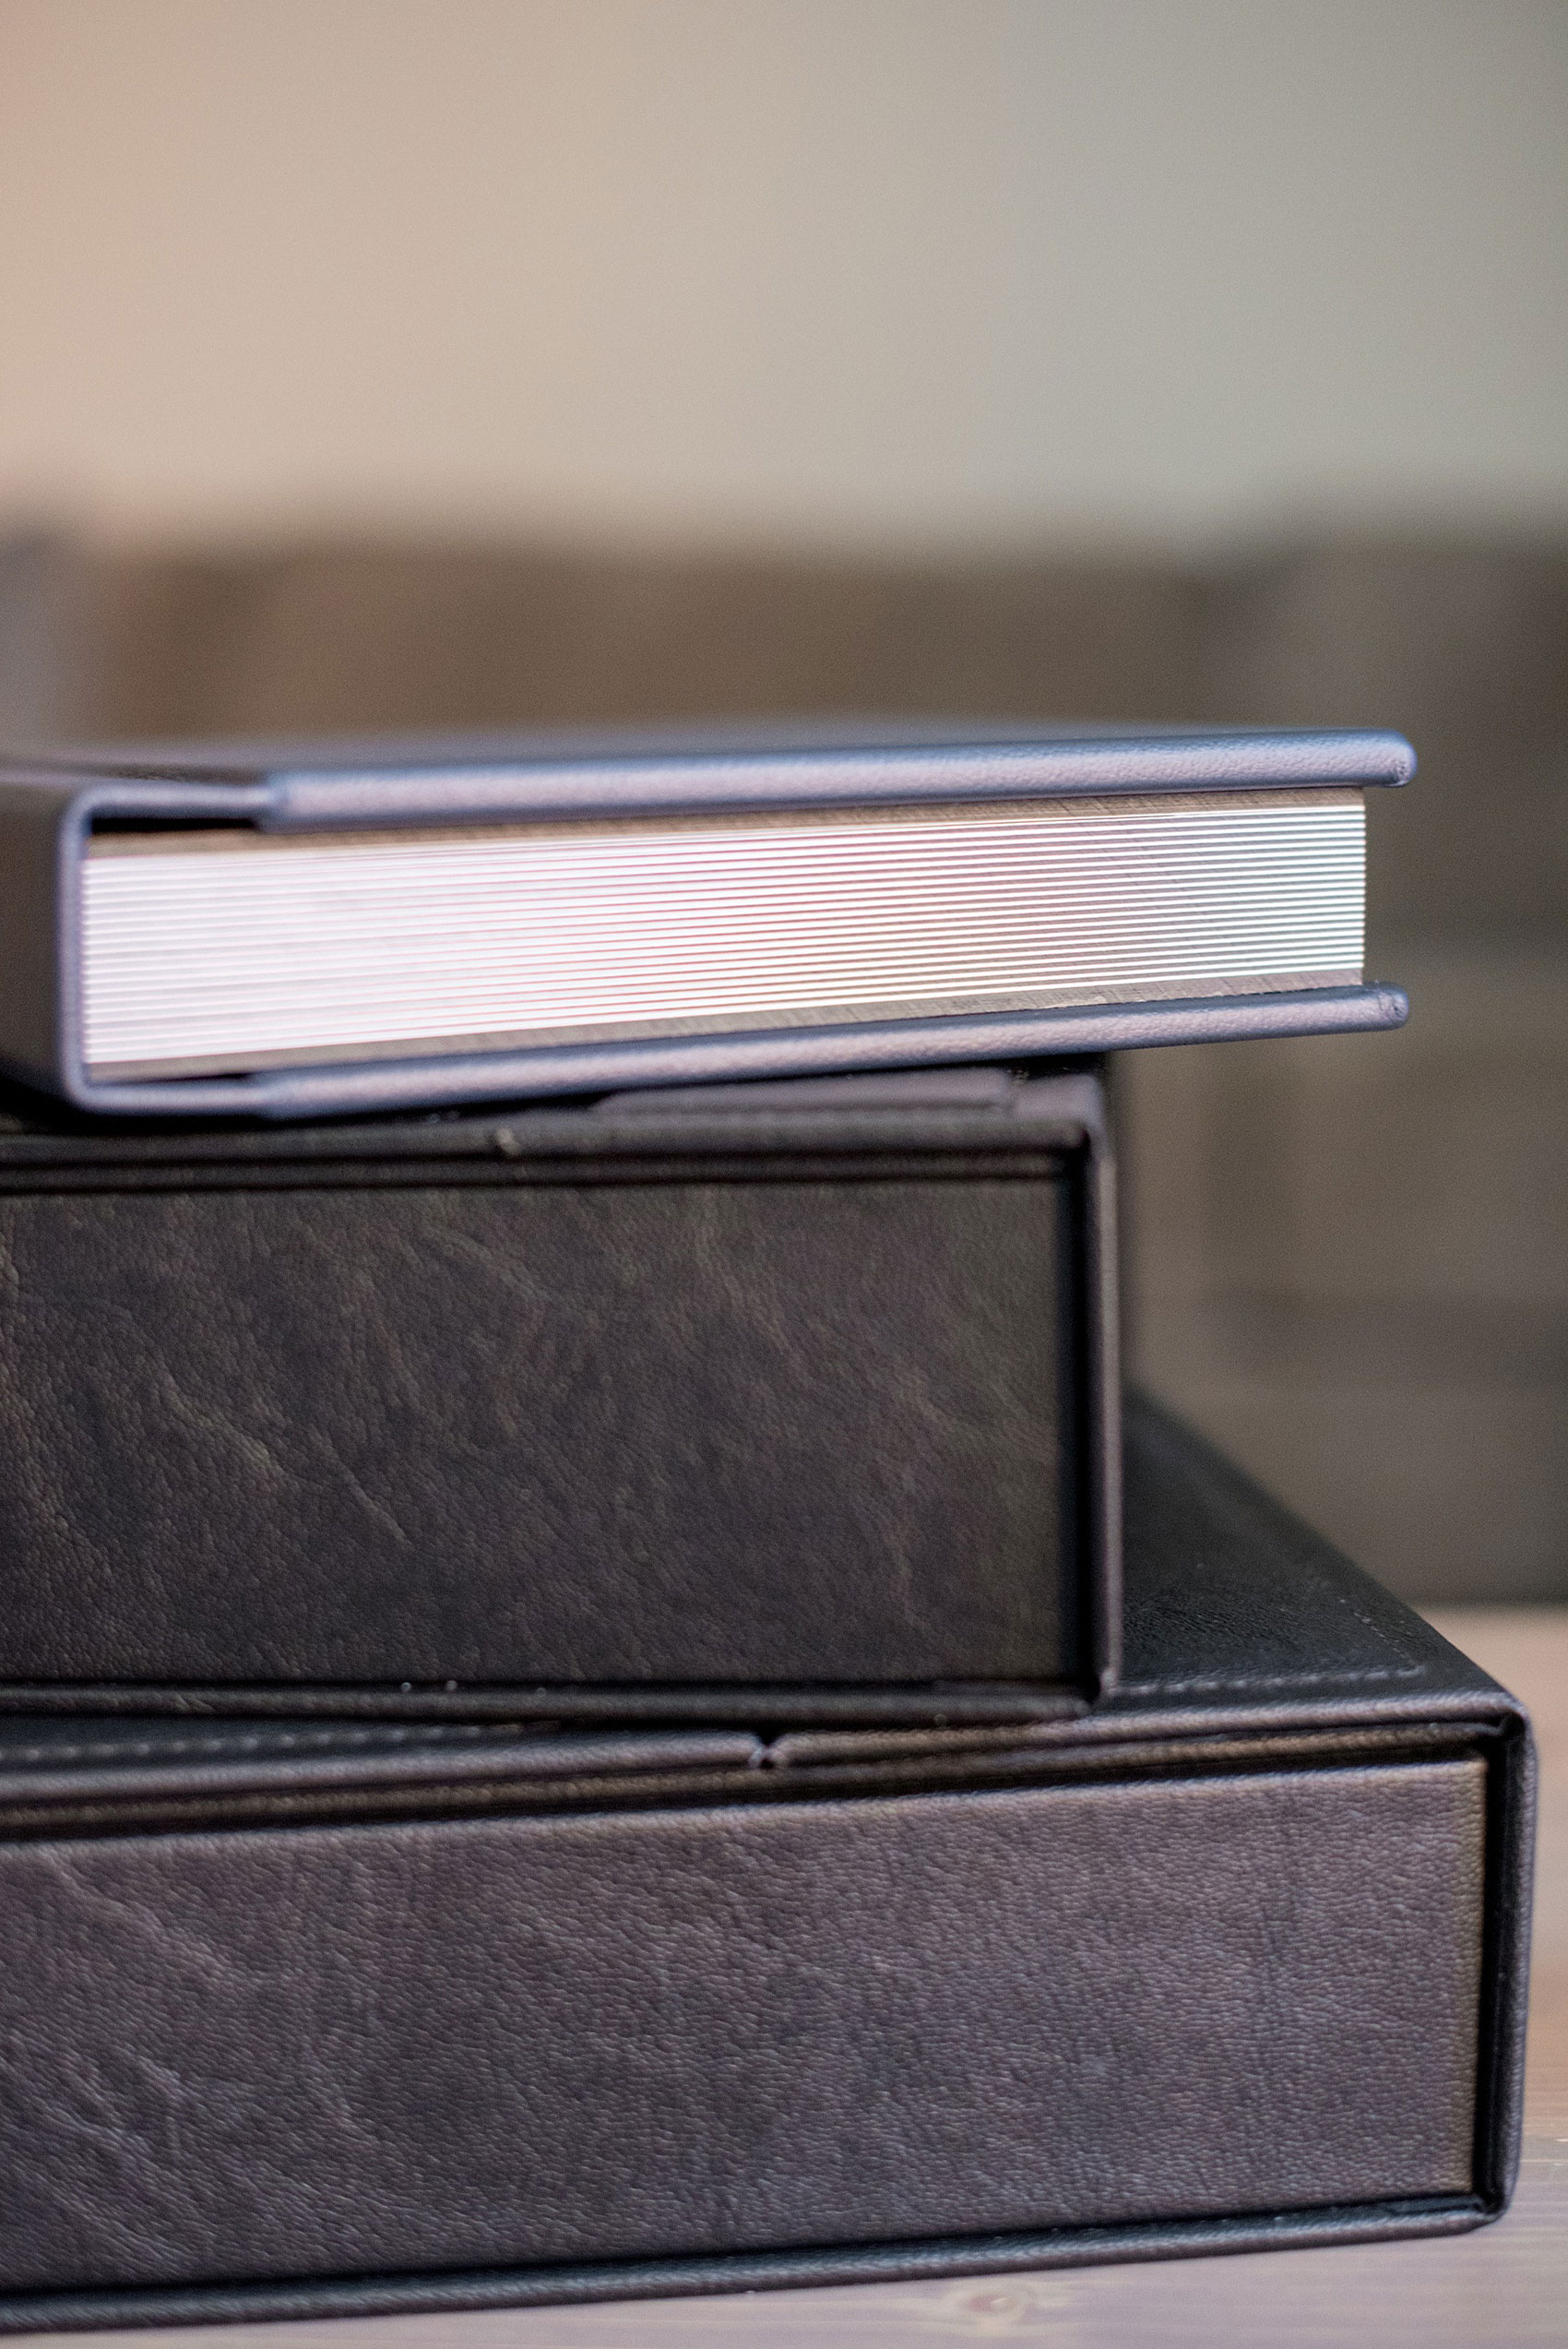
[1,0,1566,1603]
[1,0,1566,545]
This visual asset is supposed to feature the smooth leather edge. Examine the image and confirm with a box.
[0,2197,1485,2334]
[45,984,1408,1118]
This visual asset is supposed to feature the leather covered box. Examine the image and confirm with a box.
[0,1399,1531,2331]
[0,1064,1116,1718]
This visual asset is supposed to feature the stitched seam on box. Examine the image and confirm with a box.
[0,1723,506,1768]
[1116,1664,1425,1695]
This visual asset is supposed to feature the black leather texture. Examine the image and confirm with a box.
[0,1068,1116,1702]
[0,1759,1484,2295]
[0,1400,1531,2331]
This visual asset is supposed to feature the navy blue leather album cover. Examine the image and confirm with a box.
[0,721,1411,1117]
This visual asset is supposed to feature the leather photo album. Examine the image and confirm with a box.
[0,1399,1529,2333]
[0,721,1412,1117]
[0,1064,1117,1718]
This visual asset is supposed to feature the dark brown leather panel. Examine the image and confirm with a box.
[0,1091,1097,1687]
[0,1755,1483,2295]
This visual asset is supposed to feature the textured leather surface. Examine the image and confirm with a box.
[0,1401,1529,2325]
[0,1760,1482,2295]
[0,1073,1105,1691]
[1115,1392,1431,1692]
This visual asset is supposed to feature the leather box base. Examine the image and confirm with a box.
[0,1065,1116,1711]
[0,1401,1530,2330]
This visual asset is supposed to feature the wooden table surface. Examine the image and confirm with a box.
[50,1608,1568,2349]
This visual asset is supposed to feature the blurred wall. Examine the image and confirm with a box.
[0,0,1565,552]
